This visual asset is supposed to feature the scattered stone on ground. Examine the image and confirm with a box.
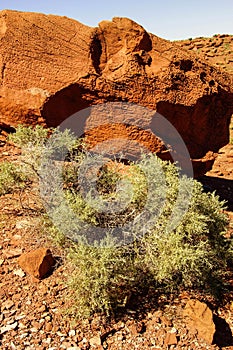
[183,299,216,344]
[18,248,56,279]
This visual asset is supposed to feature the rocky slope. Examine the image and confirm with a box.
[176,34,233,75]
[0,10,233,176]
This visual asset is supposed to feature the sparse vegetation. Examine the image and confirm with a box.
[5,125,233,318]
[224,43,230,51]
[0,161,28,195]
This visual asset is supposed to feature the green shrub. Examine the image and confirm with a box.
[0,161,28,195]
[9,125,82,181]
[59,159,231,318]
[8,124,49,148]
[9,125,232,318]
[8,125,50,180]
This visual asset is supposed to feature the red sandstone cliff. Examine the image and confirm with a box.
[0,10,233,176]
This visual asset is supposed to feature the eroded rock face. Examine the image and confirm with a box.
[0,10,233,176]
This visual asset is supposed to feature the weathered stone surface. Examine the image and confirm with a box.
[18,248,55,279]
[0,10,233,176]
[183,299,216,344]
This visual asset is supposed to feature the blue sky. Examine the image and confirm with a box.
[0,0,232,40]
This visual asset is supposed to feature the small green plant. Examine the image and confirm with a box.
[224,43,230,51]
[0,161,28,195]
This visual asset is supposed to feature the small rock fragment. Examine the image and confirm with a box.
[0,321,18,334]
[18,248,55,279]
[20,333,28,339]
[13,268,26,277]
[2,299,14,310]
[37,304,47,313]
[10,341,17,350]
[15,220,31,229]
[160,315,172,327]
[3,248,23,258]
[45,322,53,332]
[164,332,178,345]
[69,329,76,337]
[10,234,22,246]
[183,299,215,344]
[90,335,102,346]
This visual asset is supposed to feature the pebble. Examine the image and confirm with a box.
[45,314,52,321]
[170,327,177,333]
[37,304,47,313]
[18,321,27,329]
[15,220,31,229]
[1,321,18,334]
[30,327,38,332]
[3,248,22,258]
[13,269,26,277]
[20,332,29,339]
[45,322,53,332]
[10,342,17,350]
[69,329,76,337]
[57,331,67,337]
[15,314,26,320]
[2,300,14,310]
[90,335,102,346]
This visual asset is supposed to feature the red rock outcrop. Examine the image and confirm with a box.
[0,10,233,176]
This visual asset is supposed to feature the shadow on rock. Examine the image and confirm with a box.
[199,176,233,211]
[213,314,233,347]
